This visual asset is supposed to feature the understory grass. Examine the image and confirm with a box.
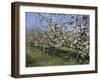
[26,46,78,67]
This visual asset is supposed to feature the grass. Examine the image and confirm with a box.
[26,46,78,67]
[60,47,77,53]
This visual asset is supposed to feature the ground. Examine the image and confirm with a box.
[26,46,79,67]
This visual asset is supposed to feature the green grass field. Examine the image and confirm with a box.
[26,46,78,67]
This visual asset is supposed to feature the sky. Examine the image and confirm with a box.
[25,12,89,31]
[25,12,38,28]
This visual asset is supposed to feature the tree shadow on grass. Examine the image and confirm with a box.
[46,47,76,59]
[26,53,42,67]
